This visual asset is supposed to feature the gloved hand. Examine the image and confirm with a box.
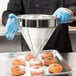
[53,7,72,25]
[5,14,19,40]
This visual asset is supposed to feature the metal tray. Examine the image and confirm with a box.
[42,50,72,76]
[0,50,72,76]
[10,50,72,76]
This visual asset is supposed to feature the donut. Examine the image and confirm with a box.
[30,65,44,75]
[12,58,26,66]
[44,57,58,66]
[11,65,25,76]
[48,63,63,73]
[25,53,35,61]
[29,58,43,67]
[41,52,53,59]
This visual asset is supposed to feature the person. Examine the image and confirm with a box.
[2,0,76,52]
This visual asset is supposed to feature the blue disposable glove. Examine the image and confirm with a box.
[5,14,19,40]
[53,7,71,25]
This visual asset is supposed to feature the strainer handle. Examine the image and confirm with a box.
[70,16,76,21]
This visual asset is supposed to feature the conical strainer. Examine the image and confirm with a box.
[18,14,57,57]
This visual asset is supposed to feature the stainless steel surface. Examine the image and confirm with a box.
[17,14,56,20]
[18,15,76,21]
[18,14,57,28]
[43,50,72,76]
[0,51,76,76]
[61,53,76,76]
[18,14,57,57]
[70,16,76,21]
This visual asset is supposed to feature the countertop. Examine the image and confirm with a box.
[0,25,5,36]
[61,53,76,76]
[0,52,76,76]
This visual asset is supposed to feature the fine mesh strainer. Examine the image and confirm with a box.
[17,14,76,57]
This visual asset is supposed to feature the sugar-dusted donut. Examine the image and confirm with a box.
[11,65,25,76]
[44,57,58,66]
[30,65,44,75]
[29,58,43,67]
[25,53,35,61]
[41,52,53,59]
[12,58,26,66]
[48,63,63,73]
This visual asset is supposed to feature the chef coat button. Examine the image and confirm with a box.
[36,4,39,7]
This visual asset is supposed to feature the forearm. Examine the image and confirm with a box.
[65,3,76,26]
[2,0,23,26]
[67,7,76,26]
[64,0,76,16]
[68,6,76,16]
[2,11,12,26]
